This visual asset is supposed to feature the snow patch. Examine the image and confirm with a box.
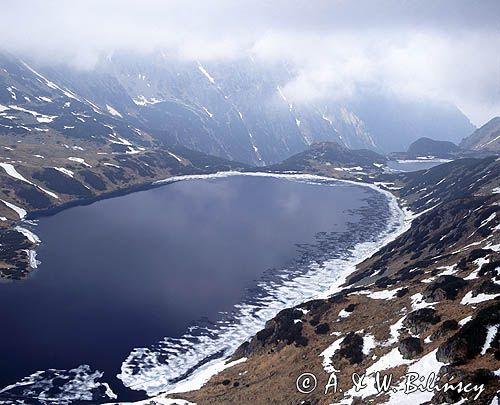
[320,337,343,373]
[481,325,499,355]
[167,151,183,162]
[362,334,377,356]
[0,162,58,199]
[14,226,40,243]
[53,167,74,178]
[0,199,27,219]
[106,104,123,118]
[103,163,120,168]
[461,291,499,305]
[197,63,215,84]
[68,157,92,167]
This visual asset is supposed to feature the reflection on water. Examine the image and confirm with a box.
[0,176,388,402]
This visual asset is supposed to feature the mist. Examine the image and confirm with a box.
[1,0,498,125]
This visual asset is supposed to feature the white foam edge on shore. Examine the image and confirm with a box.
[118,171,413,400]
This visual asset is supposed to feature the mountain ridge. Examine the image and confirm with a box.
[0,51,475,166]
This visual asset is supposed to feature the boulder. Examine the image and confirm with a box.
[474,280,500,296]
[403,308,441,335]
[335,332,364,364]
[429,319,459,341]
[398,337,423,359]
[315,323,330,335]
[234,308,308,357]
[437,302,500,364]
[432,367,497,404]
[422,275,467,302]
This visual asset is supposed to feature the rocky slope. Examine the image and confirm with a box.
[405,137,460,159]
[460,117,500,154]
[161,156,500,405]
[1,52,474,166]
[263,141,387,181]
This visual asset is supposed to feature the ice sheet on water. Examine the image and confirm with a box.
[0,365,116,405]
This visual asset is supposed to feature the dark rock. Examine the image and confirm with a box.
[396,267,425,281]
[468,248,492,261]
[474,280,500,296]
[403,308,441,335]
[374,276,393,288]
[315,323,330,335]
[437,302,500,364]
[429,319,459,341]
[396,287,409,298]
[457,257,468,270]
[398,337,423,359]
[302,299,331,314]
[478,259,500,277]
[16,185,52,209]
[237,307,307,357]
[222,379,230,386]
[345,303,357,313]
[422,275,468,302]
[432,367,498,405]
[309,315,321,327]
[335,332,364,364]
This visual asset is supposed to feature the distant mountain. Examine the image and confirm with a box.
[460,116,500,153]
[265,141,386,177]
[406,137,460,158]
[8,52,378,165]
[349,92,475,152]
[0,51,476,165]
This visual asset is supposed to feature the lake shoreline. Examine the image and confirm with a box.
[1,172,402,403]
[110,171,412,398]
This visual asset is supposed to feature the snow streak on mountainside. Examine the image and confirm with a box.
[0,52,474,165]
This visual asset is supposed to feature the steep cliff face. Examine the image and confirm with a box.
[171,157,500,405]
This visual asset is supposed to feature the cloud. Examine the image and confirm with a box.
[0,0,498,125]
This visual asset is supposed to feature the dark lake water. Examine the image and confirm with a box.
[0,175,395,403]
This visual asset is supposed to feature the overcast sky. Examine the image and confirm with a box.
[1,0,499,125]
